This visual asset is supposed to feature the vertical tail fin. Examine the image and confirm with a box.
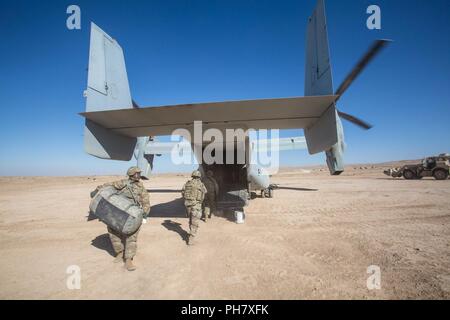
[304,0,334,96]
[85,23,133,112]
[83,23,136,160]
[304,0,344,175]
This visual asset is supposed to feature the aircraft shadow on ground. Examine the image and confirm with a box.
[373,177,449,181]
[149,197,187,218]
[147,189,182,193]
[91,233,116,257]
[275,187,319,192]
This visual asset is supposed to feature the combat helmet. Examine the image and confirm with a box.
[191,170,202,178]
[127,166,142,176]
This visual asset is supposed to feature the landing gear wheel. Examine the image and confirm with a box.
[262,189,273,198]
[403,170,416,180]
[433,169,449,180]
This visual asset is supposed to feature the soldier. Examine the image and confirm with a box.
[93,166,150,271]
[202,170,219,222]
[181,170,207,245]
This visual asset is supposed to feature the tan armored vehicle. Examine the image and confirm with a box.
[384,154,450,180]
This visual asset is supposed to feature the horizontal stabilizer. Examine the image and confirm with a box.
[80,95,338,137]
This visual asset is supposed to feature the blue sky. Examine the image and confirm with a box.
[0,0,449,176]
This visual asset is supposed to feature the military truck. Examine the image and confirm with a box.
[384,154,450,180]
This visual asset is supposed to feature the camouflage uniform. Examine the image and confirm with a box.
[202,172,219,221]
[96,173,150,260]
[182,171,207,244]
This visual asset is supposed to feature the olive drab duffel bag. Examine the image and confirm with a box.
[89,186,143,235]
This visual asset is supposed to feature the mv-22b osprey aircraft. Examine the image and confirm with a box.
[80,0,390,216]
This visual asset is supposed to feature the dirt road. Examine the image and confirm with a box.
[0,165,449,299]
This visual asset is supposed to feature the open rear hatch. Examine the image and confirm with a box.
[202,146,249,210]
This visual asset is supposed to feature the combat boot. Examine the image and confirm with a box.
[203,210,210,223]
[125,258,137,271]
[187,235,195,246]
[114,251,123,263]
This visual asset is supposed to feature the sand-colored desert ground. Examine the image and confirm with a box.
[0,164,449,299]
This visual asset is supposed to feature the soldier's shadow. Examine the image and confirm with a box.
[91,233,116,257]
[149,198,187,218]
[162,220,189,244]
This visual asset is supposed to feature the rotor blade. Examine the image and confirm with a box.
[338,111,373,130]
[335,39,392,99]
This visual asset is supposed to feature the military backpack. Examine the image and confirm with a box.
[183,180,203,202]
